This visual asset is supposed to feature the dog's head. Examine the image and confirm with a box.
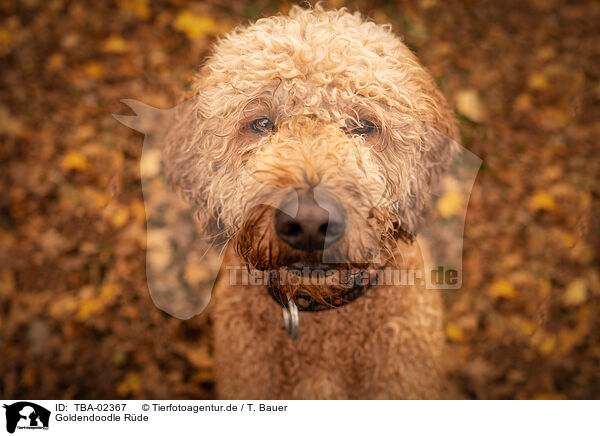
[163,6,459,286]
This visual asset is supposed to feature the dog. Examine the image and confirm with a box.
[162,5,460,399]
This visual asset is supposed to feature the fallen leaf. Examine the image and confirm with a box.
[140,149,161,178]
[47,53,65,70]
[173,11,218,39]
[49,296,78,319]
[0,29,11,46]
[61,151,90,171]
[103,203,130,229]
[436,190,464,218]
[184,262,211,286]
[76,299,103,321]
[455,89,487,122]
[102,36,130,53]
[184,346,213,368]
[537,335,556,355]
[120,0,150,20]
[446,322,466,342]
[513,93,532,112]
[528,72,549,91]
[82,61,104,79]
[116,372,142,397]
[529,191,556,211]
[489,279,517,299]
[562,279,587,306]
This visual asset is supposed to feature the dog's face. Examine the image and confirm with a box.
[163,7,458,284]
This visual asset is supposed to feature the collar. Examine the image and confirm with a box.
[267,271,377,339]
[267,268,377,312]
[266,271,376,312]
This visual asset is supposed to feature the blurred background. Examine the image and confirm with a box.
[1,0,599,399]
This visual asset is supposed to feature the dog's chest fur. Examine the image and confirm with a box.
[211,243,445,399]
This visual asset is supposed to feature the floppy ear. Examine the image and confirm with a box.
[421,86,461,193]
[392,81,460,239]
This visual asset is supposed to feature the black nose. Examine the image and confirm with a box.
[274,191,346,251]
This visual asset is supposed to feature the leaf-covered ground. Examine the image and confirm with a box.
[1,0,599,399]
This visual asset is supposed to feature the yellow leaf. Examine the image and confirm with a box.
[61,151,90,171]
[111,207,129,229]
[120,0,150,20]
[502,252,522,269]
[528,72,549,91]
[130,199,146,223]
[184,262,211,285]
[75,124,95,141]
[558,231,577,248]
[91,190,110,209]
[489,279,517,299]
[538,278,551,297]
[513,93,532,112]
[518,319,537,336]
[538,335,556,355]
[563,278,587,306]
[529,191,556,211]
[117,372,142,397]
[140,148,161,178]
[436,190,464,218]
[455,89,486,123]
[99,283,120,304]
[445,322,466,342]
[82,61,104,79]
[102,36,130,53]
[537,107,571,129]
[102,202,130,228]
[47,53,65,70]
[557,328,584,354]
[536,45,556,61]
[49,296,78,319]
[570,242,594,264]
[191,369,214,384]
[173,11,218,39]
[542,164,562,181]
[146,229,173,270]
[0,29,11,46]
[185,346,213,368]
[76,299,103,321]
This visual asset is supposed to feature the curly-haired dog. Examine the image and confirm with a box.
[163,6,459,399]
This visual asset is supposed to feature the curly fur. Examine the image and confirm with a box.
[163,5,459,399]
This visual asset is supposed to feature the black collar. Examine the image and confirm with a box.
[264,227,414,312]
[266,272,376,312]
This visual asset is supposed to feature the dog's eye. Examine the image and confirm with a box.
[348,120,377,136]
[250,118,273,134]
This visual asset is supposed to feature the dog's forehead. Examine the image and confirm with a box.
[203,9,421,103]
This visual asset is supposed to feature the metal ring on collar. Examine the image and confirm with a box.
[282,293,300,339]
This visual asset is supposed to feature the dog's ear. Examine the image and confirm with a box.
[422,86,462,187]
[398,82,461,238]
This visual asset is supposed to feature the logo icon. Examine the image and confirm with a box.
[3,402,50,434]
